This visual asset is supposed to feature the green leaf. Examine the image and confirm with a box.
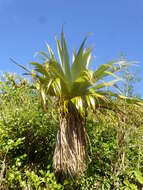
[93,61,116,82]
[134,170,143,185]
[61,30,71,82]
[93,79,120,91]
[71,96,83,113]
[41,86,46,105]
[71,37,87,81]
[46,43,54,59]
[86,95,95,110]
[55,31,71,82]
[30,62,48,76]
[55,36,63,67]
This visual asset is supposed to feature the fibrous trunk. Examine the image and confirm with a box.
[53,105,87,180]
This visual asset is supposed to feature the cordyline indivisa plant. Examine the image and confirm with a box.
[13,30,143,180]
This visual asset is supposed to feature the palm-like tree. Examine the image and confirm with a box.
[13,31,142,179]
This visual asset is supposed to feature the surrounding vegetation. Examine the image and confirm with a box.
[0,32,143,189]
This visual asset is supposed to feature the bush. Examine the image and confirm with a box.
[0,73,143,189]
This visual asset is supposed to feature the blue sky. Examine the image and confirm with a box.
[0,0,143,96]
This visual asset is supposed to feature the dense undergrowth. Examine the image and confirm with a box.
[0,73,143,189]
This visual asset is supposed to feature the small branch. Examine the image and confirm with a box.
[0,150,8,187]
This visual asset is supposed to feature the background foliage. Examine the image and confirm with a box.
[0,73,143,189]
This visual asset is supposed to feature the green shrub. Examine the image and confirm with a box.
[0,73,143,189]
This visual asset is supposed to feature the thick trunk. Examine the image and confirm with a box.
[53,106,87,180]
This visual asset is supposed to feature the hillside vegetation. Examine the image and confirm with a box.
[0,73,143,189]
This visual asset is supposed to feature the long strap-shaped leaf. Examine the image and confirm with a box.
[71,37,87,81]
[61,30,71,81]
[93,60,131,82]
[55,31,71,82]
[97,90,143,106]
[93,79,120,91]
